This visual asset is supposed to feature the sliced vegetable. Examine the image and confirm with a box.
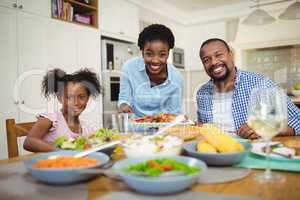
[54,135,68,147]
[124,158,200,177]
[74,136,89,150]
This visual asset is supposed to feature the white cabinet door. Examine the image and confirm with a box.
[118,0,139,40]
[100,0,120,36]
[100,0,139,42]
[18,0,50,17]
[47,19,77,73]
[0,7,18,159]
[17,11,48,122]
[76,27,102,127]
[76,28,100,69]
[0,0,17,9]
[16,11,49,155]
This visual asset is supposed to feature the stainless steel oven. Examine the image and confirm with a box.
[101,38,139,71]
[101,37,139,128]
[102,71,121,128]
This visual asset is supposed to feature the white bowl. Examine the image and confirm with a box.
[123,135,183,158]
[292,90,300,97]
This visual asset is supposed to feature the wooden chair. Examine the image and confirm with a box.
[6,119,35,158]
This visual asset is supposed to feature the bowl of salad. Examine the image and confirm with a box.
[112,156,206,194]
[122,135,183,158]
[54,128,120,152]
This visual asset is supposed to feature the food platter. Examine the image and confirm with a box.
[251,142,300,161]
[54,128,120,151]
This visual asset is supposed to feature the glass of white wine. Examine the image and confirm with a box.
[247,87,287,183]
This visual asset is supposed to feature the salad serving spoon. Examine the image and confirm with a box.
[151,114,186,137]
[48,140,120,159]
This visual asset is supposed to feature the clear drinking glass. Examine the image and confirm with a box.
[111,113,132,135]
[247,87,287,183]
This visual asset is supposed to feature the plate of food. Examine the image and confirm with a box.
[112,156,206,194]
[161,125,201,141]
[251,140,300,161]
[130,113,193,128]
[122,134,183,158]
[183,123,251,166]
[54,128,120,151]
[24,150,109,184]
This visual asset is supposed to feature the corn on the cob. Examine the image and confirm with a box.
[197,141,217,153]
[198,124,244,153]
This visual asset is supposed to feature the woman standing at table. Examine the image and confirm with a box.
[118,24,183,117]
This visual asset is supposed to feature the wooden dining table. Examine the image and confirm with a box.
[1,136,299,200]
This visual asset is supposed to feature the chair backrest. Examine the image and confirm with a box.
[6,118,35,158]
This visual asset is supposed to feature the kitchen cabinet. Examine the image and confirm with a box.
[0,7,102,159]
[0,0,50,17]
[51,0,98,29]
[100,0,139,42]
[0,6,49,159]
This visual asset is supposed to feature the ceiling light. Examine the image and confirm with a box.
[279,0,300,20]
[242,8,276,26]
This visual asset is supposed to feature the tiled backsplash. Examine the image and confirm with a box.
[244,46,300,90]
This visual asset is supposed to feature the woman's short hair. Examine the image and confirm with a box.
[138,24,175,50]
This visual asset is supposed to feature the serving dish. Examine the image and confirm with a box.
[112,155,206,194]
[122,135,183,158]
[251,142,300,161]
[24,150,109,184]
[54,128,121,151]
[183,141,251,166]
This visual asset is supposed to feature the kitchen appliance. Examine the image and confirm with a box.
[101,38,140,71]
[171,47,185,69]
[101,38,140,128]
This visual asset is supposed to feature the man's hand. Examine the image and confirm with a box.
[119,103,133,113]
[236,124,261,139]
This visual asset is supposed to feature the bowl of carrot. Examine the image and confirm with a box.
[24,150,109,185]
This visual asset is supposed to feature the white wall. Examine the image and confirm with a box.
[185,21,227,70]
[138,7,186,49]
[235,10,300,49]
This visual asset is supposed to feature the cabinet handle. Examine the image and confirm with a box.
[14,101,19,105]
[20,100,25,104]
[18,4,23,9]
[12,3,17,8]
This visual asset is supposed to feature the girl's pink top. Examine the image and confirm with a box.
[39,111,98,143]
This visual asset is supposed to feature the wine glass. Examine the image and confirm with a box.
[247,87,287,183]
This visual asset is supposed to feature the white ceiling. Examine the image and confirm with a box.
[160,0,246,12]
[129,0,290,25]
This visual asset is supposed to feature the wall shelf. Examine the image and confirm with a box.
[51,0,98,29]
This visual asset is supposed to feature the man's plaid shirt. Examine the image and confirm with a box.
[196,69,300,135]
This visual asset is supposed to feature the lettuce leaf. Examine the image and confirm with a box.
[54,135,68,147]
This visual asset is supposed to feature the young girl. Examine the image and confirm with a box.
[23,68,102,152]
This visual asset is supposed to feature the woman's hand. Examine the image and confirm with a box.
[236,124,261,139]
[119,103,133,113]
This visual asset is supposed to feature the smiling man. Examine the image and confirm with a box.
[118,24,183,117]
[196,38,300,139]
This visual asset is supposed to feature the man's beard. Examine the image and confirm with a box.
[210,66,230,82]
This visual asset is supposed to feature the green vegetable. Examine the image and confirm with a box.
[74,136,88,150]
[124,158,200,177]
[94,128,119,138]
[54,135,68,147]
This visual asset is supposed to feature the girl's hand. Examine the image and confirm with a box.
[119,103,133,113]
[237,124,261,139]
